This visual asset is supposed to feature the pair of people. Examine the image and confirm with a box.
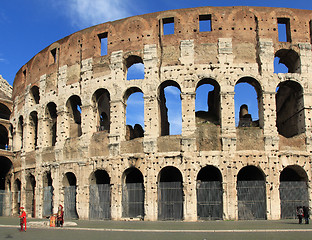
[297,206,309,224]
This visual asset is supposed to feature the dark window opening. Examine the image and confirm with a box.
[199,14,212,32]
[125,88,144,140]
[275,49,300,73]
[13,179,21,214]
[23,70,26,80]
[63,172,78,219]
[0,157,12,190]
[0,125,8,150]
[93,89,110,132]
[195,79,220,125]
[18,116,23,149]
[47,102,57,146]
[159,81,182,136]
[0,103,11,120]
[31,86,40,104]
[163,17,174,35]
[237,166,265,181]
[197,166,222,182]
[43,172,53,216]
[90,170,110,185]
[67,95,82,138]
[30,111,38,148]
[276,81,304,138]
[98,32,108,56]
[26,174,36,217]
[50,48,57,64]
[277,18,291,42]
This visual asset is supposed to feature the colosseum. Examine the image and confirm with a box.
[0,6,312,221]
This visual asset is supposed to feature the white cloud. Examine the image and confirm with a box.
[54,0,133,28]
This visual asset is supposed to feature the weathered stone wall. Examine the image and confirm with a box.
[7,6,312,221]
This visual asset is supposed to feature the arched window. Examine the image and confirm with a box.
[276,81,304,138]
[236,166,266,220]
[42,171,53,216]
[13,179,21,214]
[18,116,24,149]
[125,55,144,80]
[235,77,261,127]
[29,111,38,149]
[46,102,57,146]
[0,124,8,150]
[89,170,111,220]
[122,168,144,219]
[124,87,144,140]
[66,96,82,138]
[30,86,40,104]
[158,81,182,136]
[92,89,110,132]
[0,103,11,120]
[25,174,36,217]
[274,49,300,73]
[63,172,78,219]
[158,166,183,220]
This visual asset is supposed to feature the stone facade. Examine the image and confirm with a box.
[3,6,312,221]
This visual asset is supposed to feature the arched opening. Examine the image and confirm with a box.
[0,157,12,216]
[124,88,144,140]
[122,168,144,219]
[13,179,21,215]
[275,49,301,73]
[66,95,82,138]
[158,166,183,220]
[92,89,110,132]
[276,81,304,138]
[0,124,8,150]
[195,78,220,124]
[25,174,36,217]
[279,165,308,219]
[46,102,57,146]
[30,86,40,104]
[63,172,78,219]
[42,172,53,217]
[236,166,266,220]
[235,77,261,127]
[125,55,144,80]
[18,116,24,149]
[158,81,182,136]
[29,111,38,149]
[196,166,223,220]
[0,103,11,120]
[89,170,111,220]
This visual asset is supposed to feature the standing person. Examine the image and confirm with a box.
[56,204,64,227]
[297,206,304,224]
[303,206,309,224]
[19,207,27,232]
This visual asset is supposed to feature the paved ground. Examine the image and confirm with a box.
[0,217,312,240]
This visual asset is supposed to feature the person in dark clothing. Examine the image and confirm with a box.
[297,206,304,224]
[303,206,309,224]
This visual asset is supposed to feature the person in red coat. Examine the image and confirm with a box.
[19,207,26,232]
[56,205,64,227]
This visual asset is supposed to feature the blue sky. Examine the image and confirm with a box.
[0,0,311,134]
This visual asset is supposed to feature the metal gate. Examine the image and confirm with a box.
[0,190,12,216]
[237,181,266,220]
[197,181,223,220]
[158,182,183,220]
[64,186,78,219]
[89,184,111,219]
[43,186,53,217]
[280,181,309,219]
[122,183,144,218]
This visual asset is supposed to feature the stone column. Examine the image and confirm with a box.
[109,100,125,156]
[144,158,158,221]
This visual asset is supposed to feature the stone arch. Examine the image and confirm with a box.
[196,165,223,220]
[42,171,53,216]
[13,178,21,215]
[235,77,262,128]
[29,111,38,149]
[25,173,36,217]
[124,87,144,140]
[0,103,11,120]
[236,165,266,220]
[276,80,304,138]
[158,80,182,136]
[275,49,300,73]
[279,165,309,219]
[0,124,9,150]
[45,102,57,146]
[158,166,183,220]
[30,85,40,105]
[195,78,221,124]
[125,55,144,80]
[17,116,24,149]
[92,88,110,132]
[121,167,144,219]
[63,172,78,219]
[66,95,82,138]
[89,169,111,220]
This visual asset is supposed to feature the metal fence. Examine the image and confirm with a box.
[237,181,266,220]
[197,181,223,220]
[64,186,78,219]
[89,184,111,220]
[43,186,53,217]
[158,182,183,220]
[122,183,144,218]
[0,190,12,216]
[280,181,309,219]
